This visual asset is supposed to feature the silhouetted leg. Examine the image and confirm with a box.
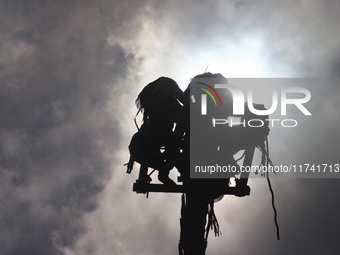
[137,164,151,183]
[158,169,177,186]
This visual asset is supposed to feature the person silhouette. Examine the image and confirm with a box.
[127,77,185,185]
[179,73,270,254]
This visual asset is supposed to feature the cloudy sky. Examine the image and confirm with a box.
[1,0,340,254]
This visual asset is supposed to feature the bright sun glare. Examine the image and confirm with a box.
[188,39,269,79]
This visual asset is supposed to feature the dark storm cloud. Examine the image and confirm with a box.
[0,1,148,254]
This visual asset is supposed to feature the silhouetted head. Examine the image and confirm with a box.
[136,77,184,115]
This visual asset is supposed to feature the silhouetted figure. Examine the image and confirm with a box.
[127,77,185,185]
[178,73,269,254]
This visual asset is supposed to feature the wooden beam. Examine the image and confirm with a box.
[133,182,250,196]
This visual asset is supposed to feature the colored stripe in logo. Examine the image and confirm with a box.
[196,82,223,106]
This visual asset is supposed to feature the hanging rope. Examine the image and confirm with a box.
[265,138,280,240]
[134,108,141,130]
[235,150,246,163]
[205,200,221,241]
